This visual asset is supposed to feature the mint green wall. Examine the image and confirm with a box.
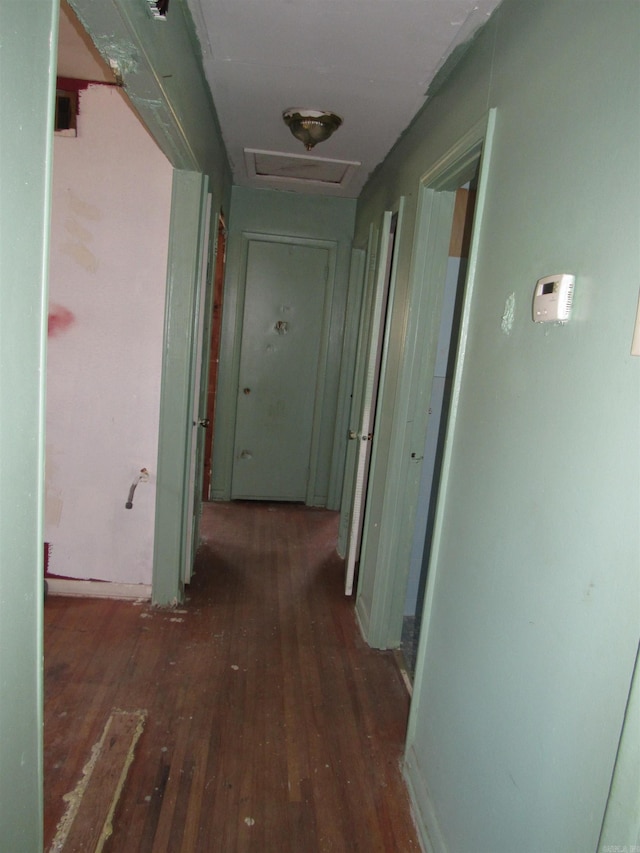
[355,1,640,850]
[0,1,58,848]
[212,187,356,508]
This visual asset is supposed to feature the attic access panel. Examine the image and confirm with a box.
[244,148,360,193]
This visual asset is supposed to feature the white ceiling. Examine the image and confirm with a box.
[186,0,502,197]
[59,0,502,199]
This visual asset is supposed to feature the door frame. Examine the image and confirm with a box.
[338,225,378,558]
[329,246,366,514]
[403,186,477,638]
[341,204,404,594]
[152,170,210,605]
[183,192,213,584]
[0,1,58,845]
[355,110,496,648]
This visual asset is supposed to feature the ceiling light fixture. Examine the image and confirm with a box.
[282,109,343,151]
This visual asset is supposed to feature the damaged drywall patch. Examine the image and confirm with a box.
[501,292,516,336]
[65,1,140,81]
[91,38,140,83]
[128,95,164,113]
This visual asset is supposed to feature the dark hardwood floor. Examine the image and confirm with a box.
[44,501,420,852]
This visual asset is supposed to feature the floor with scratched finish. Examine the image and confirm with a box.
[44,501,420,852]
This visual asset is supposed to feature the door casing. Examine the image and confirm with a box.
[153,170,211,605]
[183,192,213,584]
[340,204,404,595]
[355,111,497,649]
[338,225,378,557]
[0,1,58,846]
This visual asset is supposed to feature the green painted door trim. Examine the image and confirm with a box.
[335,247,367,544]
[327,247,366,511]
[68,0,231,185]
[0,0,58,848]
[356,111,496,649]
[351,200,405,595]
[402,118,499,827]
[338,225,378,556]
[187,199,216,573]
[342,202,404,596]
[153,169,210,606]
[183,193,212,584]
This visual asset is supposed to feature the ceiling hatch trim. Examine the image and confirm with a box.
[244,148,360,192]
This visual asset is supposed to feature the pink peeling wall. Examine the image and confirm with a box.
[46,83,173,585]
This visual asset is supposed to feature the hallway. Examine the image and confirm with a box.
[44,502,420,851]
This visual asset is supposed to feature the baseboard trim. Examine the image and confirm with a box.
[46,579,151,601]
[404,743,447,853]
[354,594,371,644]
[393,649,414,697]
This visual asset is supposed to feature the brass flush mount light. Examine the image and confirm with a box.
[282,109,343,150]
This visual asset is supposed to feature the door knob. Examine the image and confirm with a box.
[198,418,210,428]
[348,429,359,440]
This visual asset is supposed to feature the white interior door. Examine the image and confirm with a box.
[183,193,212,583]
[344,211,398,594]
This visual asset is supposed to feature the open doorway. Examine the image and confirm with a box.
[353,112,496,653]
[401,179,477,679]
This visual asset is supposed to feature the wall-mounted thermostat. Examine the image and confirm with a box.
[532,274,575,323]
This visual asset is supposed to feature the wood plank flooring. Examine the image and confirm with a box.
[44,501,420,852]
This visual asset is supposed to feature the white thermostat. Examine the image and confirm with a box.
[532,274,575,323]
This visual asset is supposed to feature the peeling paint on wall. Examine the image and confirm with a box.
[128,96,164,113]
[92,37,140,80]
[501,292,516,336]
